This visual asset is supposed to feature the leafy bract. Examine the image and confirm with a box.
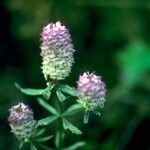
[56,90,66,102]
[62,119,82,135]
[19,141,24,149]
[84,112,89,124]
[35,135,53,142]
[34,129,46,137]
[37,98,59,115]
[63,141,85,150]
[30,142,38,150]
[59,85,77,97]
[38,116,58,126]
[63,103,84,116]
[15,83,54,100]
[15,83,45,95]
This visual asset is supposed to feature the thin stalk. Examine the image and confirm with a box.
[55,93,63,150]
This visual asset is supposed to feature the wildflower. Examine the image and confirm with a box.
[8,103,37,141]
[77,72,106,111]
[40,21,75,80]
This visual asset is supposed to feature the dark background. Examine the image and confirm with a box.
[0,0,150,150]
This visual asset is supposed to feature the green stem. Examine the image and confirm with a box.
[55,94,63,150]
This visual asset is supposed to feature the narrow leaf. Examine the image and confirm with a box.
[84,112,90,124]
[43,91,51,100]
[62,119,82,135]
[56,90,66,102]
[37,98,59,115]
[37,143,54,150]
[63,103,84,116]
[42,85,54,100]
[36,135,53,142]
[63,141,85,150]
[19,141,24,149]
[38,116,58,126]
[59,85,77,96]
[93,110,101,116]
[15,83,45,96]
[34,129,46,137]
[30,142,38,150]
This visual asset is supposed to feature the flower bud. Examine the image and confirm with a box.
[77,72,106,111]
[8,103,37,141]
[40,21,75,80]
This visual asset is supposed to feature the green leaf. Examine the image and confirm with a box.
[19,141,24,149]
[37,98,59,115]
[84,112,89,124]
[15,83,45,96]
[34,129,46,137]
[63,103,84,116]
[15,83,54,100]
[37,143,54,150]
[42,84,54,100]
[59,85,77,97]
[43,90,51,100]
[35,135,53,142]
[30,142,38,150]
[93,110,101,116]
[38,116,58,126]
[56,90,66,102]
[63,141,85,150]
[24,138,30,143]
[62,119,82,135]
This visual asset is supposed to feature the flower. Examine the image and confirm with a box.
[8,103,37,141]
[40,21,75,80]
[77,72,106,111]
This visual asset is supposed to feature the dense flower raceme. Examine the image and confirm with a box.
[40,21,75,80]
[8,103,37,141]
[77,72,106,111]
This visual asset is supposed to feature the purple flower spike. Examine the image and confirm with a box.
[77,72,106,111]
[40,21,75,80]
[8,103,37,141]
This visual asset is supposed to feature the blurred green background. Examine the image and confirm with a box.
[0,0,150,150]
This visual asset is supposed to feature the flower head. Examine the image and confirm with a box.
[8,103,37,141]
[40,21,75,80]
[77,72,106,111]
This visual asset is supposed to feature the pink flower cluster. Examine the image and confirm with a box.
[8,103,36,140]
[8,103,34,124]
[40,21,74,56]
[40,21,75,80]
[77,72,106,110]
